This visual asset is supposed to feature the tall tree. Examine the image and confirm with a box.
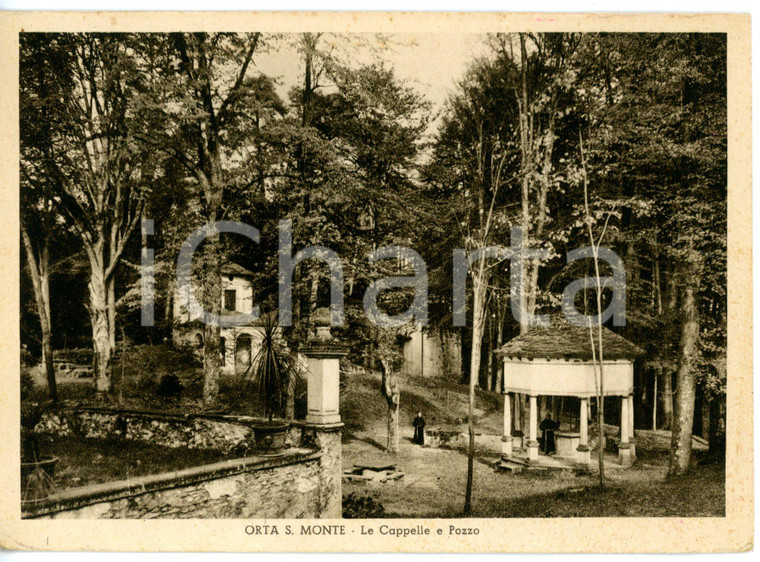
[312,63,429,451]
[135,32,271,405]
[20,33,148,395]
[20,34,66,402]
[574,33,726,474]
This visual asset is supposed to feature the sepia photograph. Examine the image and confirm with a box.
[0,10,752,553]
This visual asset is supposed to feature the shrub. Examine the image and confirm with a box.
[116,344,202,400]
[342,493,386,519]
[53,348,93,365]
[20,347,35,368]
[156,374,184,399]
[20,370,37,401]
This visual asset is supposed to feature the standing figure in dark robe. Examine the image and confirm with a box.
[540,413,560,454]
[413,412,426,445]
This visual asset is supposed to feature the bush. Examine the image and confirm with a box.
[115,344,202,400]
[342,493,386,519]
[20,347,35,368]
[53,348,93,365]
[20,370,37,401]
[156,374,184,399]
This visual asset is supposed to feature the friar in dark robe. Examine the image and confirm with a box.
[540,413,560,454]
[412,412,426,445]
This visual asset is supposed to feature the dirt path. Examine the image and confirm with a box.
[342,423,721,518]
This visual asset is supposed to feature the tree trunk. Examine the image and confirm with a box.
[708,394,725,462]
[21,227,56,402]
[700,393,710,439]
[485,311,493,391]
[494,313,504,392]
[661,370,674,430]
[652,373,658,430]
[286,358,297,420]
[202,233,223,406]
[107,276,117,351]
[661,263,678,430]
[380,359,400,454]
[387,397,400,453]
[669,271,700,476]
[89,259,112,395]
[464,273,486,515]
[164,276,174,330]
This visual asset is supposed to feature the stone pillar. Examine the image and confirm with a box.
[501,392,512,458]
[619,394,632,467]
[301,310,346,518]
[577,397,591,467]
[628,393,637,461]
[304,333,343,425]
[527,395,539,463]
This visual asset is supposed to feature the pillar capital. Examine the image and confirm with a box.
[301,340,348,359]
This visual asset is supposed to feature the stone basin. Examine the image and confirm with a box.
[555,431,580,459]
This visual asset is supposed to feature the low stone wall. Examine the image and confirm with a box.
[24,449,325,519]
[36,408,265,454]
[425,428,502,453]
[25,408,343,519]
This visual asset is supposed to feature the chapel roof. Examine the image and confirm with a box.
[496,315,645,361]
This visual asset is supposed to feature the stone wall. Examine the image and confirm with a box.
[300,423,342,518]
[25,449,324,519]
[401,327,462,379]
[25,408,343,519]
[426,428,502,453]
[36,408,261,454]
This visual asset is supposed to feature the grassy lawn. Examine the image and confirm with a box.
[471,462,725,518]
[343,437,725,518]
[43,352,724,518]
[341,371,724,519]
[39,436,229,491]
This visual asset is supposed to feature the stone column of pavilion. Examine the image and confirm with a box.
[577,396,591,466]
[628,392,637,461]
[501,392,513,458]
[619,393,632,466]
[527,394,539,463]
[617,391,638,467]
[301,307,346,518]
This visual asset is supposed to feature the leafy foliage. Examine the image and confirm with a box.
[241,313,301,421]
[342,492,386,518]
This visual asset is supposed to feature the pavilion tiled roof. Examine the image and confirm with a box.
[496,315,645,361]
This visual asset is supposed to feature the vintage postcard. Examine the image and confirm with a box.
[0,10,752,553]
